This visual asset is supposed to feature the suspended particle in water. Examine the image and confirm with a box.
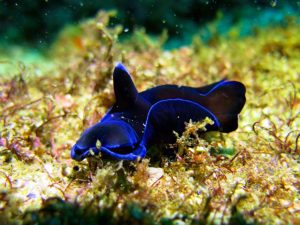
[124,28,129,33]
[270,0,277,7]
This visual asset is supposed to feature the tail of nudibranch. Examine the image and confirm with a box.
[197,80,246,133]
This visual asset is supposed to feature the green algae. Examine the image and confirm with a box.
[0,11,299,225]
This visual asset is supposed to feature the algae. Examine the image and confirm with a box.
[0,11,299,225]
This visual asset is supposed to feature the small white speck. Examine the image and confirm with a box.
[270,0,277,7]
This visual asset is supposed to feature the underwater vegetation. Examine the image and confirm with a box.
[71,63,245,161]
[0,11,300,225]
[1,0,299,47]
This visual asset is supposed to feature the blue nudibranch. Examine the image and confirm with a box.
[71,63,246,161]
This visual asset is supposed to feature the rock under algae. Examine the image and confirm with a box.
[0,11,299,225]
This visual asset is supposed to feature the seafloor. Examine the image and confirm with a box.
[0,11,299,225]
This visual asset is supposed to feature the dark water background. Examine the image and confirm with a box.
[1,0,300,49]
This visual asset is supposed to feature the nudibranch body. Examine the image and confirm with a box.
[71,63,246,161]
